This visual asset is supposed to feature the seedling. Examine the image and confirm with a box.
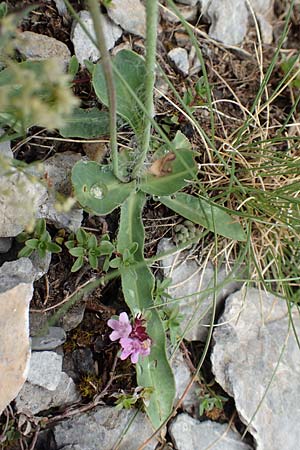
[17,218,61,259]
[65,228,114,272]
[199,392,228,417]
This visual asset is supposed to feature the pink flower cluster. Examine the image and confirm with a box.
[107,312,151,364]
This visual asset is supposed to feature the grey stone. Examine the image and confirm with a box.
[27,351,62,391]
[31,327,66,351]
[71,11,122,66]
[0,257,49,293]
[54,406,158,450]
[53,0,69,18]
[38,152,83,231]
[0,237,12,253]
[161,5,199,24]
[168,48,189,76]
[0,163,47,237]
[158,239,241,341]
[169,414,252,450]
[29,250,51,280]
[0,258,35,293]
[62,302,86,331]
[171,350,199,415]
[0,283,33,415]
[211,287,300,450]
[201,0,249,45]
[107,0,146,37]
[201,0,273,46]
[0,139,13,159]
[15,372,80,415]
[15,31,71,68]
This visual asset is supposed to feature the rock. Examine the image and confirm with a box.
[168,48,189,76]
[29,250,51,281]
[107,0,146,37]
[15,31,71,68]
[171,350,199,416]
[0,138,13,159]
[71,11,122,66]
[53,0,69,19]
[211,287,300,450]
[158,239,241,341]
[62,302,86,331]
[27,351,62,391]
[31,327,66,351]
[201,0,273,45]
[0,163,47,238]
[16,371,80,415]
[0,283,33,415]
[161,4,199,24]
[72,348,96,376]
[169,414,252,450]
[0,258,35,291]
[0,237,12,253]
[201,0,249,45]
[256,13,273,44]
[0,257,49,287]
[54,406,158,450]
[38,152,83,231]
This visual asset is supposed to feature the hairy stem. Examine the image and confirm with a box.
[132,0,159,178]
[87,0,121,180]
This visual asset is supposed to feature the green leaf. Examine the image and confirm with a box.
[37,246,47,259]
[59,107,110,139]
[76,228,88,246]
[25,239,39,250]
[65,240,75,250]
[160,193,246,241]
[118,191,175,428]
[0,2,8,19]
[88,253,98,269]
[84,59,94,74]
[87,233,97,249]
[99,240,114,255]
[139,131,197,196]
[92,49,146,137]
[109,257,121,269]
[18,246,34,258]
[40,230,51,244]
[46,242,62,253]
[72,160,136,215]
[69,247,85,257]
[71,256,84,272]
[35,218,46,236]
[68,55,79,79]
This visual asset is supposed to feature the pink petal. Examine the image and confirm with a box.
[109,331,121,341]
[107,318,119,330]
[119,312,130,324]
[131,352,139,364]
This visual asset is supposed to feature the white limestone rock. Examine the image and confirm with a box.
[158,239,241,341]
[54,406,158,450]
[168,48,189,76]
[71,11,122,66]
[15,31,71,68]
[0,283,33,415]
[211,287,300,450]
[107,0,146,37]
[169,414,253,450]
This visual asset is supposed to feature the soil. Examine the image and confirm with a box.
[0,0,298,449]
